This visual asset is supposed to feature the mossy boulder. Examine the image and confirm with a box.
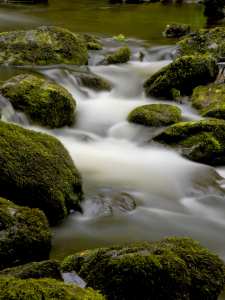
[61,237,225,300]
[0,260,62,280]
[176,27,225,61]
[0,26,88,66]
[100,47,130,65]
[87,42,102,50]
[0,277,106,300]
[0,74,76,128]
[0,197,52,270]
[73,72,112,91]
[0,121,83,224]
[152,118,225,165]
[143,56,219,97]
[163,22,190,37]
[191,83,225,120]
[127,104,181,126]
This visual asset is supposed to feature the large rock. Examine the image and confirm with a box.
[204,0,225,16]
[143,56,218,97]
[151,119,225,165]
[0,277,106,300]
[0,121,83,224]
[163,22,190,38]
[0,197,52,270]
[99,47,130,65]
[176,27,225,61]
[61,237,225,300]
[0,74,76,128]
[0,26,88,66]
[73,72,112,91]
[127,104,181,126]
[191,83,225,120]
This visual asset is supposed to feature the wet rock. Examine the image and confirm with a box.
[151,119,225,165]
[99,47,130,65]
[0,197,52,270]
[87,42,102,50]
[0,26,88,66]
[127,104,181,126]
[191,83,225,120]
[204,0,225,16]
[61,271,86,287]
[163,22,190,38]
[61,237,225,300]
[83,34,96,43]
[73,72,112,91]
[143,56,218,97]
[0,121,83,224]
[0,260,62,280]
[0,277,105,299]
[0,74,76,128]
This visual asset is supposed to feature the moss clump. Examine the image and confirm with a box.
[0,74,76,128]
[0,110,2,119]
[87,42,102,50]
[163,22,190,37]
[0,121,83,224]
[73,72,112,91]
[152,118,225,165]
[0,197,52,270]
[176,27,225,61]
[61,237,225,300]
[143,56,219,97]
[127,104,181,126]
[0,26,88,66]
[100,47,130,65]
[0,277,106,300]
[0,260,62,280]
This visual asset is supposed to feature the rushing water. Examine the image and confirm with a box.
[1,0,225,298]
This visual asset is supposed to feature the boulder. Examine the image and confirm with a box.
[87,42,102,50]
[204,0,225,16]
[61,237,225,300]
[151,119,225,165]
[0,197,52,270]
[99,47,130,65]
[163,22,190,38]
[176,27,225,61]
[0,277,106,300]
[0,260,62,280]
[73,72,112,91]
[127,104,181,126]
[191,83,225,120]
[0,121,83,224]
[143,56,218,97]
[83,34,96,43]
[0,26,88,66]
[0,74,76,128]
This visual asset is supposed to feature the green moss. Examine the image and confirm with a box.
[127,104,181,126]
[0,74,76,128]
[0,277,106,300]
[73,72,112,91]
[87,42,102,50]
[0,26,88,66]
[163,22,190,37]
[106,47,130,64]
[152,118,225,165]
[0,110,1,119]
[0,197,52,270]
[171,88,182,103]
[83,34,96,43]
[0,121,83,224]
[143,56,219,97]
[61,237,225,300]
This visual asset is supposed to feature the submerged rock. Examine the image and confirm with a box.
[0,26,88,66]
[163,22,190,37]
[0,197,52,270]
[151,119,225,165]
[61,237,225,300]
[0,74,76,128]
[191,83,225,120]
[0,121,83,224]
[143,56,218,97]
[73,72,112,91]
[127,104,181,126]
[0,277,106,300]
[99,47,130,65]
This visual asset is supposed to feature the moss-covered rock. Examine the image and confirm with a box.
[87,42,102,50]
[191,83,225,120]
[176,27,225,61]
[0,74,76,128]
[83,34,96,43]
[73,72,112,91]
[127,104,181,126]
[143,56,219,97]
[61,237,225,300]
[0,277,106,300]
[100,47,130,65]
[152,118,225,165]
[163,22,190,37]
[0,121,83,224]
[0,110,2,119]
[0,26,88,66]
[0,197,52,270]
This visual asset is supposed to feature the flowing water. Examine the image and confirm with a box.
[1,0,225,298]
